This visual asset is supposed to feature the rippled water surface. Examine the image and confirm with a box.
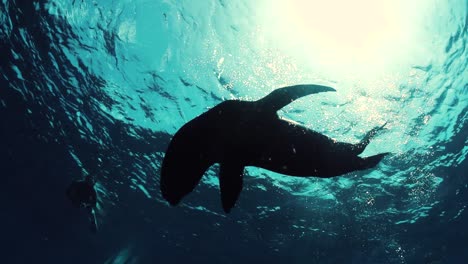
[1,0,467,263]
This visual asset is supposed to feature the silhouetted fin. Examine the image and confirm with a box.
[256,84,336,112]
[361,153,389,169]
[219,162,245,213]
[353,122,388,154]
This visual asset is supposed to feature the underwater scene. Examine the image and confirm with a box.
[1,0,467,263]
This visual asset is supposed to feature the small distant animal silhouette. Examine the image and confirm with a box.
[66,175,98,232]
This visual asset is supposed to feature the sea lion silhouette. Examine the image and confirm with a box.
[160,84,388,213]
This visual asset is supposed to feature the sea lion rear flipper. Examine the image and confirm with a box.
[353,122,388,154]
[219,163,245,213]
[256,84,336,112]
[361,153,390,169]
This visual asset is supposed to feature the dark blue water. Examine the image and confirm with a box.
[1,1,467,263]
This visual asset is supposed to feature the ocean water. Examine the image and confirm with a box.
[0,0,467,263]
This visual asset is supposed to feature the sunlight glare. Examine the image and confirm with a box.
[258,0,427,82]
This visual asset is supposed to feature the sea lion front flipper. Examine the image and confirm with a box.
[256,84,336,112]
[219,162,245,213]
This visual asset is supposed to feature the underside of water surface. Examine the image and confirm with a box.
[1,0,467,263]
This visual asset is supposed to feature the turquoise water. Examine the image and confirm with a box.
[1,0,467,263]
